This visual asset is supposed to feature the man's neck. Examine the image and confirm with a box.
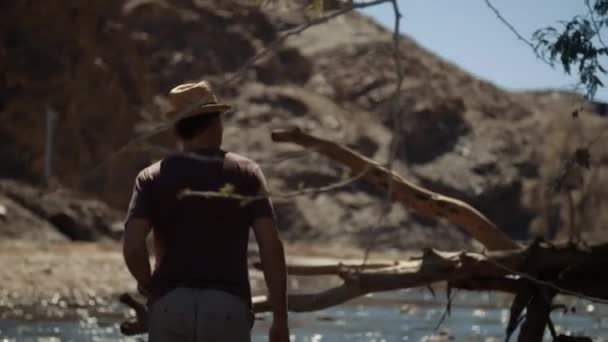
[180,141,221,153]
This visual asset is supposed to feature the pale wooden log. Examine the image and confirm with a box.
[271,128,519,251]
[250,277,526,314]
[251,249,484,313]
[251,260,398,276]
[252,242,608,312]
[253,283,365,313]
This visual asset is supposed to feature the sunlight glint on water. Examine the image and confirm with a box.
[1,290,608,341]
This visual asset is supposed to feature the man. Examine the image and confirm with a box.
[123,81,289,342]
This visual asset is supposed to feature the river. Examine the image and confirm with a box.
[1,288,607,341]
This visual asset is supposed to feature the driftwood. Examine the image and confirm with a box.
[251,241,608,313]
[120,241,608,339]
[119,129,602,341]
[271,128,519,251]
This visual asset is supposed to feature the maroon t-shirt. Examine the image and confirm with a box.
[125,148,275,307]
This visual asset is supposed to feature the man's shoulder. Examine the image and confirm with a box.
[225,151,259,170]
[136,160,162,181]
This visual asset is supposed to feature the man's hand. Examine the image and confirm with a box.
[137,282,151,298]
[252,216,289,340]
[269,315,290,342]
[119,293,149,336]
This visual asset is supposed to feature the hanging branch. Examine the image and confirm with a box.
[361,0,405,264]
[483,0,553,67]
[223,0,393,87]
[179,166,371,203]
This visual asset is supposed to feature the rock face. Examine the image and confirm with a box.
[0,1,148,184]
[1,1,607,249]
[0,194,67,242]
[0,179,123,241]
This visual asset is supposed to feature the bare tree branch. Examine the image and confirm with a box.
[585,0,608,52]
[434,288,458,332]
[271,127,520,251]
[479,249,608,304]
[223,0,393,87]
[252,260,399,276]
[361,0,405,264]
[41,123,171,196]
[483,0,553,67]
[179,165,371,202]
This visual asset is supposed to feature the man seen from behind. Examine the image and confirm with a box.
[123,81,289,342]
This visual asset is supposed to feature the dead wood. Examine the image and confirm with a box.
[271,128,519,251]
[120,241,608,338]
[251,241,608,313]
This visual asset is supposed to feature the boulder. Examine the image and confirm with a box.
[0,179,123,241]
[0,194,67,242]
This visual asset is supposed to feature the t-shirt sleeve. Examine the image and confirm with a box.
[125,171,153,225]
[248,164,275,222]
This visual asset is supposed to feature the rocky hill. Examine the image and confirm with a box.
[1,0,607,251]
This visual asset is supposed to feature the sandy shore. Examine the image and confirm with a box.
[0,241,133,321]
[0,240,416,321]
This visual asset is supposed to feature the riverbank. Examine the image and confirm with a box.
[3,240,607,341]
[0,239,415,321]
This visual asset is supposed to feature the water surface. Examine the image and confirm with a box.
[1,289,606,341]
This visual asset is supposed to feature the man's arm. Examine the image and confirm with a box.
[249,163,289,341]
[123,218,153,295]
[252,216,288,319]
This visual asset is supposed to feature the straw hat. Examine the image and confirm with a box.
[165,81,231,123]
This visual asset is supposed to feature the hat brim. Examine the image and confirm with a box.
[195,103,232,115]
[167,103,232,124]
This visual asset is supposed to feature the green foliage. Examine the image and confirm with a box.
[593,0,608,15]
[219,182,236,195]
[306,0,325,16]
[340,168,351,181]
[528,1,608,195]
[533,1,608,99]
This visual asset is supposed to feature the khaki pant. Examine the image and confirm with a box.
[148,288,252,342]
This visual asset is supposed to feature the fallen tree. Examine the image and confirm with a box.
[120,240,606,340]
[119,129,603,341]
[252,241,608,313]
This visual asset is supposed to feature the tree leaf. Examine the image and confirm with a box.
[219,182,236,195]
[305,0,324,17]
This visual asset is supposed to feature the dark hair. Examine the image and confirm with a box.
[174,113,220,140]
[174,112,221,141]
